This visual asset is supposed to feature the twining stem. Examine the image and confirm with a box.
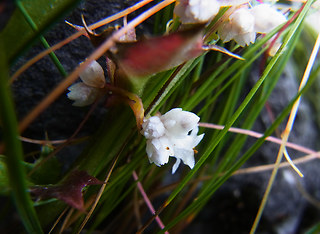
[76,154,120,234]
[10,0,155,83]
[133,171,169,233]
[198,122,315,155]
[18,0,176,133]
[250,29,320,234]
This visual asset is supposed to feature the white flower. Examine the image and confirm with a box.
[67,82,101,107]
[174,0,250,24]
[67,60,106,106]
[250,4,287,56]
[218,7,256,46]
[174,0,221,24]
[141,108,204,174]
[217,3,287,49]
[79,60,106,88]
[250,4,287,34]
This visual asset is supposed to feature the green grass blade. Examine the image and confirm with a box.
[0,40,43,233]
[16,1,67,77]
[159,1,314,231]
[1,0,81,64]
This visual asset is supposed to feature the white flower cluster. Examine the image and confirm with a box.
[141,108,204,174]
[67,60,106,106]
[174,1,287,54]
[218,4,287,47]
[174,0,249,24]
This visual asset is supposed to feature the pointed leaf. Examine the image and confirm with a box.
[112,25,205,78]
[30,170,103,211]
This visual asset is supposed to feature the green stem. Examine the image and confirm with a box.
[16,0,67,77]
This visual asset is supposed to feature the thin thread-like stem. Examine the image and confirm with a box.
[10,0,155,83]
[76,154,120,234]
[27,99,99,176]
[133,171,169,233]
[250,29,320,234]
[18,0,176,133]
[76,129,136,233]
[199,122,315,155]
[48,207,69,234]
[59,208,74,234]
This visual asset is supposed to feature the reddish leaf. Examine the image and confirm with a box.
[30,170,103,211]
[112,25,205,78]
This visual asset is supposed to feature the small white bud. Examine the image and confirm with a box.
[67,82,100,106]
[141,116,166,139]
[218,7,256,46]
[174,0,221,24]
[250,4,287,34]
[79,60,106,88]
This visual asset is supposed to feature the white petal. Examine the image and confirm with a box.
[161,108,200,137]
[79,60,106,88]
[251,4,287,33]
[141,116,166,139]
[67,82,100,106]
[218,22,236,43]
[174,0,220,24]
[174,148,195,169]
[218,7,255,46]
[230,8,255,35]
[172,158,181,174]
[169,133,204,172]
[146,138,173,166]
[233,31,256,47]
[191,133,205,148]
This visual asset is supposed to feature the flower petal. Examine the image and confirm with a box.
[172,158,181,174]
[161,108,200,137]
[146,138,173,166]
[79,60,106,88]
[67,82,100,106]
[251,4,286,33]
[141,116,165,139]
[174,0,220,24]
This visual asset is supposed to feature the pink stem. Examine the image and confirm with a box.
[199,122,316,155]
[132,171,169,234]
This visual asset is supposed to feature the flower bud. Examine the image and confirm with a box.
[67,82,100,106]
[174,0,220,24]
[79,60,106,88]
[250,4,287,34]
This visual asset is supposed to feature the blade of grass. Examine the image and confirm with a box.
[16,0,67,77]
[138,1,314,231]
[162,65,318,233]
[0,40,43,233]
[2,0,82,64]
[251,27,320,234]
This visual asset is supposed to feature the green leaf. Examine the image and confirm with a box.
[0,38,43,233]
[0,0,81,64]
[0,156,10,195]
